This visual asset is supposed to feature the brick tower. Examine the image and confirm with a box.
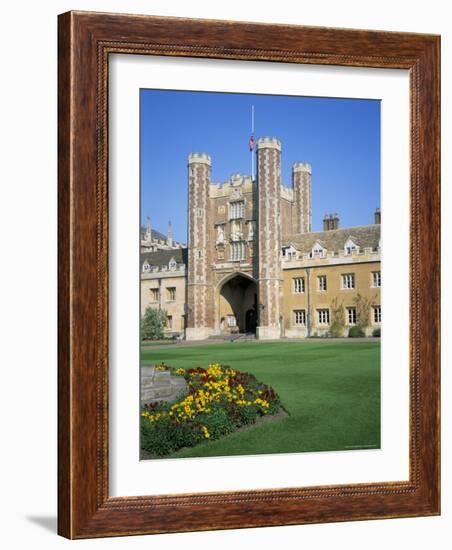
[292,162,312,234]
[256,137,283,340]
[186,153,214,340]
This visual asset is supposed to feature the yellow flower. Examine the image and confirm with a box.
[155,362,170,372]
[202,426,210,439]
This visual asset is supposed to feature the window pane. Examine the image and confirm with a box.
[294,310,306,325]
[294,277,304,293]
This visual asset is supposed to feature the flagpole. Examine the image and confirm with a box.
[251,105,255,181]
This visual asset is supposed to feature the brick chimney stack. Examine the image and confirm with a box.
[374,208,381,224]
[323,213,339,231]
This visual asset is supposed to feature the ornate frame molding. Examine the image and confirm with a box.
[58,11,440,538]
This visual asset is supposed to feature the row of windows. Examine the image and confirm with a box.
[161,309,381,329]
[293,271,381,293]
[150,274,380,302]
[293,306,381,326]
[293,306,381,327]
[149,287,176,302]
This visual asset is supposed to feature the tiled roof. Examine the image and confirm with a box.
[283,224,380,253]
[141,248,188,268]
[140,227,168,242]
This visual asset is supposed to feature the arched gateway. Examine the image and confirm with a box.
[184,140,309,341]
[218,273,257,334]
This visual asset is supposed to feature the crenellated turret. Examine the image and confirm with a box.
[186,152,214,340]
[256,136,281,151]
[256,136,282,339]
[188,152,211,166]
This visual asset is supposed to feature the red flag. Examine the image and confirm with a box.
[249,134,254,151]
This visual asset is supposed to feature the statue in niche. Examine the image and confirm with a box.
[216,224,225,244]
[247,220,255,241]
[230,220,242,241]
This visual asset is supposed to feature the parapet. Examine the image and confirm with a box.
[281,185,294,201]
[210,174,254,197]
[292,162,312,174]
[256,137,281,151]
[188,152,211,166]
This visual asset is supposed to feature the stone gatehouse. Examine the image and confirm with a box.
[141,137,381,340]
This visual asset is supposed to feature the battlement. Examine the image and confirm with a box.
[210,174,254,198]
[282,245,381,268]
[188,152,211,166]
[293,162,312,174]
[256,136,281,151]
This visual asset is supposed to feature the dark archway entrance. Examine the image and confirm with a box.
[245,308,257,334]
[219,274,257,334]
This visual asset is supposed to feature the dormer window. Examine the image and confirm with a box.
[344,237,359,255]
[310,242,325,258]
[142,261,150,273]
[168,257,177,271]
[282,245,297,259]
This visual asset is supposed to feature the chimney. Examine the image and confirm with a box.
[374,208,381,224]
[323,213,339,231]
[332,212,339,230]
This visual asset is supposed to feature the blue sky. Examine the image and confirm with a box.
[140,90,380,243]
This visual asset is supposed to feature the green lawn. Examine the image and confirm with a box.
[141,340,380,459]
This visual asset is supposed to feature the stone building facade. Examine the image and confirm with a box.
[140,248,187,334]
[281,225,381,337]
[140,137,381,339]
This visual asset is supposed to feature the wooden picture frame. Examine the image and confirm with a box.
[58,10,440,538]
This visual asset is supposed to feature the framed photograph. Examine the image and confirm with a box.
[58,11,440,538]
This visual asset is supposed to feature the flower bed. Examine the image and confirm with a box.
[141,363,284,456]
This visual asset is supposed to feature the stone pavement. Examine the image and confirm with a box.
[140,366,188,407]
